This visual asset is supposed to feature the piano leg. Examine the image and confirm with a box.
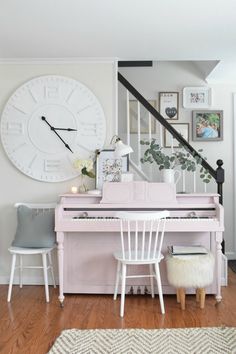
[57,231,65,307]
[215,231,222,303]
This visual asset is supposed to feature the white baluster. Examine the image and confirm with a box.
[148,112,152,141]
[182,170,186,193]
[126,90,130,147]
[193,171,196,192]
[171,136,174,153]
[137,101,141,168]
[148,112,153,179]
[159,124,163,147]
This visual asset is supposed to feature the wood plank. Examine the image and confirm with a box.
[0,269,235,353]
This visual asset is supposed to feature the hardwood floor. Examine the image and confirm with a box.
[0,269,236,354]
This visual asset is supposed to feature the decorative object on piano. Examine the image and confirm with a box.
[0,75,106,182]
[110,135,133,157]
[95,149,129,190]
[121,172,134,182]
[183,87,212,109]
[162,169,181,185]
[71,186,78,194]
[73,159,95,193]
[140,139,212,183]
[192,110,223,141]
[159,92,179,120]
[129,99,157,133]
[164,123,189,148]
[87,189,102,196]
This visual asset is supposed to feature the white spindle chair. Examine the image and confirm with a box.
[113,210,169,317]
[7,203,57,303]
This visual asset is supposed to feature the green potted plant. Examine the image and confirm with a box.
[140,139,212,184]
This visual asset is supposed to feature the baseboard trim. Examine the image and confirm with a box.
[0,275,58,285]
[225,251,236,260]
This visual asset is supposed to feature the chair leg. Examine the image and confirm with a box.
[8,254,16,302]
[176,288,180,303]
[149,264,155,298]
[199,288,205,309]
[19,255,23,288]
[179,288,186,310]
[196,288,200,302]
[42,253,49,302]
[48,252,56,288]
[114,260,121,300]
[154,262,165,314]
[120,263,127,317]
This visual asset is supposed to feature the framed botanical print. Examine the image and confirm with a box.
[164,123,189,148]
[129,99,156,134]
[159,92,179,120]
[95,149,129,190]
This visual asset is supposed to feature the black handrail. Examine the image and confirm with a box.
[118,72,224,183]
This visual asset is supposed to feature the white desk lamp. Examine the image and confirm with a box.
[110,135,133,157]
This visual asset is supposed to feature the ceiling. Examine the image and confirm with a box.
[1,0,236,60]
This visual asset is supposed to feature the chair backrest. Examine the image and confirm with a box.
[115,210,170,261]
[14,202,56,209]
[12,202,57,248]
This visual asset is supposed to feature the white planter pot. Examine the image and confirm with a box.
[162,169,181,185]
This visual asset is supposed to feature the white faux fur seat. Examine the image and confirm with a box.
[166,252,215,309]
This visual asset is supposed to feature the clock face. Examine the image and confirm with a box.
[0,75,106,182]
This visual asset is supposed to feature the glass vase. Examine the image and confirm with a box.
[79,174,88,193]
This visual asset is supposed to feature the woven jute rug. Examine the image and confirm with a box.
[48,327,236,354]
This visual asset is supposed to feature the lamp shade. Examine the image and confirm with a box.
[114,140,133,157]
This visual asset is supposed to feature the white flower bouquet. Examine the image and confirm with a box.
[73,159,95,178]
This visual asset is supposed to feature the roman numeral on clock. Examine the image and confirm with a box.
[45,86,59,99]
[44,159,61,172]
[80,122,97,136]
[6,122,24,135]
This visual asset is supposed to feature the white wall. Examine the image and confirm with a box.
[0,61,116,283]
[119,61,236,259]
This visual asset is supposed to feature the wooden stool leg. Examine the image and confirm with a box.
[199,288,205,309]
[179,287,185,310]
[176,288,180,303]
[196,288,200,302]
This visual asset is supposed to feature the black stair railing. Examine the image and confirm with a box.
[118,72,225,204]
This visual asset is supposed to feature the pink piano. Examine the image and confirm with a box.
[55,182,224,306]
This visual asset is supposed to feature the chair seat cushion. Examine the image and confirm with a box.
[9,246,56,254]
[12,205,56,248]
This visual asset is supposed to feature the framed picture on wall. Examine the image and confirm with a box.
[159,92,179,120]
[129,99,157,134]
[95,149,129,190]
[183,87,212,109]
[164,123,189,148]
[192,110,223,141]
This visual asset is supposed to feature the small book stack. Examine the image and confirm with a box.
[169,245,208,256]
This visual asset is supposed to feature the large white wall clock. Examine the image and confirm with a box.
[0,75,106,182]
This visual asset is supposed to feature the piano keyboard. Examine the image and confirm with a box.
[72,216,215,220]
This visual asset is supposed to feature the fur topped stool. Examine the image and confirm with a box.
[166,252,215,310]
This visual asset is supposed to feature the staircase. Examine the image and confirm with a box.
[117,72,224,202]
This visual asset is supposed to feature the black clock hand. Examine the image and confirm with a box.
[41,116,74,153]
[54,127,77,131]
[41,116,53,129]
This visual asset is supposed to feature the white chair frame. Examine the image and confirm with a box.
[113,210,169,317]
[7,203,57,303]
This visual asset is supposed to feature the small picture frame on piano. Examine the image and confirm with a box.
[95,149,129,190]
